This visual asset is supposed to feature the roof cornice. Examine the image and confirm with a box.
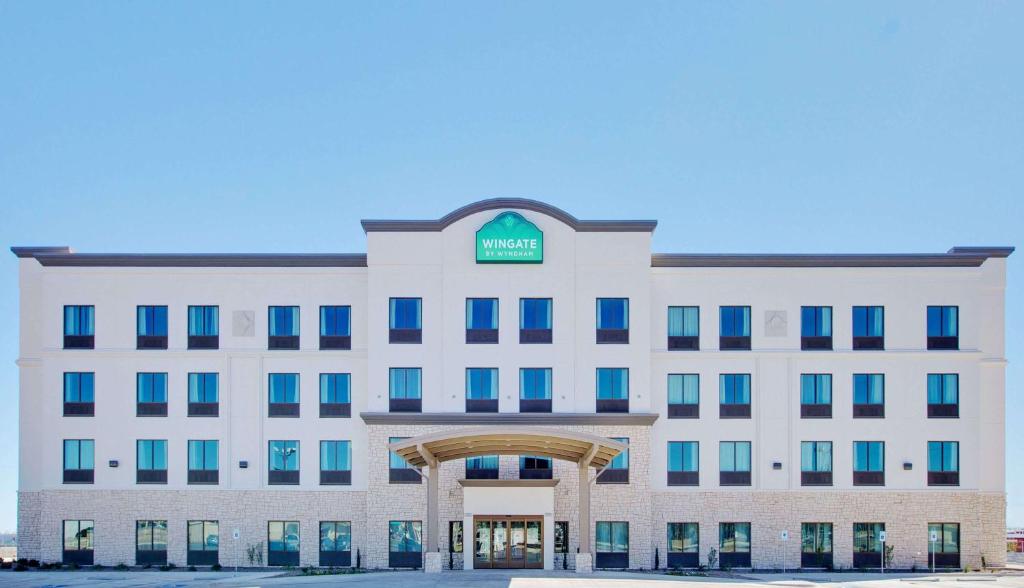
[361,198,658,233]
[651,247,1014,268]
[9,248,366,267]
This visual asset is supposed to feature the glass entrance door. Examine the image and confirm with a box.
[472,516,543,569]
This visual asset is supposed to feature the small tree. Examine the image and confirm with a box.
[883,544,895,569]
[246,542,264,566]
[707,546,718,570]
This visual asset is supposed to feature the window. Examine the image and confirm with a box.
[595,521,629,568]
[63,439,94,484]
[596,298,629,343]
[668,306,699,350]
[269,440,299,485]
[137,439,168,484]
[928,374,959,418]
[320,305,351,335]
[268,373,300,417]
[667,522,699,568]
[136,372,167,416]
[519,455,552,479]
[390,437,420,483]
[466,455,499,479]
[187,520,219,566]
[554,521,569,554]
[63,305,94,349]
[667,374,699,418]
[388,521,423,568]
[853,373,884,418]
[800,374,832,418]
[188,372,219,416]
[596,298,628,329]
[466,298,498,343]
[719,306,751,349]
[389,298,422,343]
[520,368,552,412]
[389,367,422,412]
[268,521,300,566]
[63,372,95,416]
[188,306,219,349]
[320,373,351,417]
[801,523,833,568]
[136,305,168,349]
[596,368,628,412]
[320,306,351,349]
[718,523,751,568]
[801,306,833,349]
[853,441,885,486]
[853,523,885,568]
[928,523,960,568]
[719,442,751,486]
[62,520,94,565]
[853,306,884,349]
[449,521,463,553]
[320,521,353,566]
[928,441,959,486]
[520,298,552,343]
[801,441,833,486]
[668,441,699,486]
[268,306,299,349]
[320,440,352,485]
[927,305,959,349]
[136,520,168,565]
[466,367,498,412]
[719,374,751,418]
[188,440,219,484]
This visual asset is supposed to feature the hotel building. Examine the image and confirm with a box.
[12,199,1011,572]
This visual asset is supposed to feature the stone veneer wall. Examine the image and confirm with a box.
[18,489,366,567]
[18,424,1004,571]
[651,491,1006,570]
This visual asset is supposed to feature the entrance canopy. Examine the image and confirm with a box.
[387,427,627,469]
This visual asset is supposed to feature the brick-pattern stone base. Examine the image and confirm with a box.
[17,422,1006,572]
[652,491,1006,570]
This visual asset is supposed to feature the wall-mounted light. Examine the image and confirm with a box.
[239,460,249,469]
[903,462,913,470]
[108,460,119,468]
[772,462,783,470]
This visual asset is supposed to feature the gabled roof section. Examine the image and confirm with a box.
[361,198,657,233]
[9,247,367,267]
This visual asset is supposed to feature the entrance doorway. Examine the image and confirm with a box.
[473,516,543,569]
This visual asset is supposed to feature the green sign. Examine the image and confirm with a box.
[476,211,543,263]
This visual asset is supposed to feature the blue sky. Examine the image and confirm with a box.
[0,2,1021,531]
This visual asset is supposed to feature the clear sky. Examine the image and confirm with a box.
[0,2,1021,532]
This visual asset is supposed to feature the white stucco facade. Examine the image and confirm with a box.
[12,199,1011,571]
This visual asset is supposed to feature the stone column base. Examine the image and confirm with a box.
[575,553,593,573]
[424,552,443,573]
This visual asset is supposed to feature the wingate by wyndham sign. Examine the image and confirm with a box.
[475,211,543,263]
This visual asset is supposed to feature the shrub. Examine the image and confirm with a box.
[69,562,80,570]
[0,561,11,569]
[211,563,222,571]
[187,565,197,571]
[92,564,105,570]
[14,564,27,572]
[28,559,40,567]
[115,563,129,571]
